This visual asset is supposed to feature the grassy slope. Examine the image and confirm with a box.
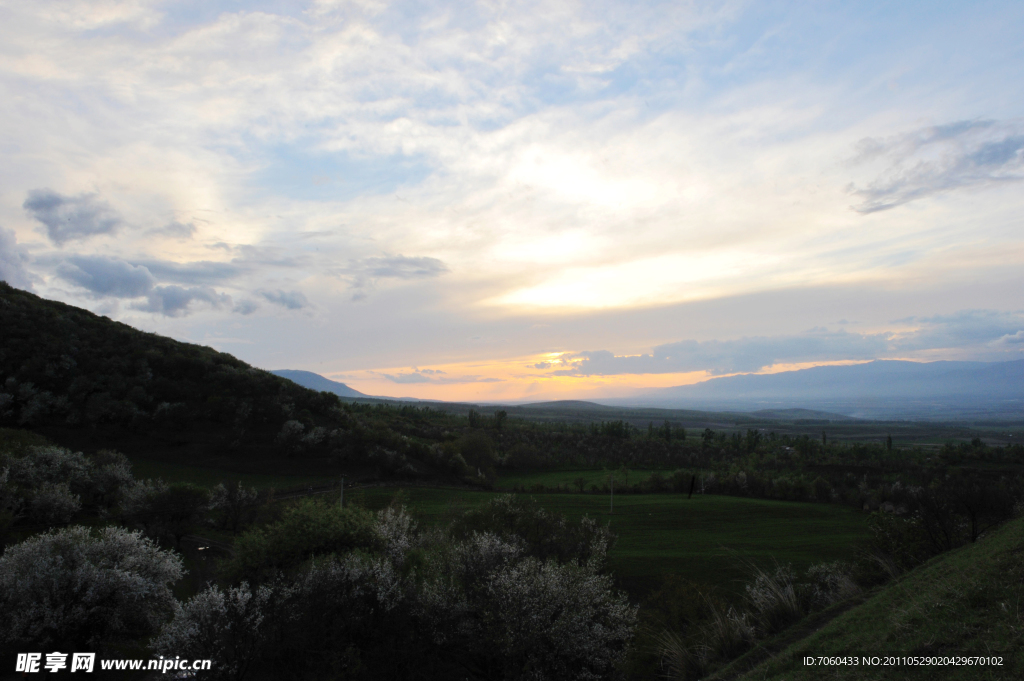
[730,517,1024,680]
[354,486,868,599]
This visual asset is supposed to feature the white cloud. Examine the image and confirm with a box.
[849,120,1024,213]
[0,227,33,290]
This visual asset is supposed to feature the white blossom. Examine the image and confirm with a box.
[0,525,183,648]
[28,481,80,524]
[7,445,92,490]
[153,582,274,681]
[374,505,418,566]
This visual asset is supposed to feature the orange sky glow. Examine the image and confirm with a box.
[332,357,880,403]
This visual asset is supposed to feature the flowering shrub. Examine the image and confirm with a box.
[153,583,275,681]
[156,503,637,681]
[0,526,183,649]
[28,481,80,525]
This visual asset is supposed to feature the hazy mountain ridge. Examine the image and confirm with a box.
[616,359,1024,419]
[271,369,367,398]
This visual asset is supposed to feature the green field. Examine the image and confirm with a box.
[354,485,869,598]
[495,468,673,490]
[121,458,871,600]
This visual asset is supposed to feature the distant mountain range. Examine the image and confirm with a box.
[608,359,1024,420]
[270,360,1023,421]
[271,370,367,398]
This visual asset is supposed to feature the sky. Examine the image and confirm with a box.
[1,0,1023,402]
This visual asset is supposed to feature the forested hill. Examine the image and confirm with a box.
[0,282,353,470]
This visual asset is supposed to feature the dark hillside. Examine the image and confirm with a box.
[0,283,364,474]
[728,515,1024,680]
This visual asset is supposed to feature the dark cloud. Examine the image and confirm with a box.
[56,255,155,298]
[259,289,310,310]
[130,285,231,317]
[555,330,892,376]
[233,299,259,315]
[339,254,449,299]
[0,227,33,290]
[849,119,1024,213]
[136,258,244,285]
[380,371,499,384]
[50,254,239,318]
[149,221,197,239]
[893,310,1024,352]
[23,189,123,244]
[354,255,449,279]
[382,372,434,384]
[549,309,1024,377]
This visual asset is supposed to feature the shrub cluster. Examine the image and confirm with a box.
[0,495,637,681]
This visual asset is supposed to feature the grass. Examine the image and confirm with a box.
[353,486,869,599]
[107,460,869,601]
[728,517,1024,681]
[495,467,675,491]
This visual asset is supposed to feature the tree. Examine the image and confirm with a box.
[158,506,636,681]
[28,481,80,525]
[150,483,211,546]
[153,582,275,681]
[210,481,262,533]
[228,498,375,582]
[0,526,182,650]
[119,477,170,534]
[448,494,612,566]
[456,432,498,481]
[464,554,636,679]
[89,449,135,509]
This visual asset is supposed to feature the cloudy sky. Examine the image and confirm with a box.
[1,0,1023,401]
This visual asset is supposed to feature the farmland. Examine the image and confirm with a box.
[354,480,869,598]
[114,456,874,598]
